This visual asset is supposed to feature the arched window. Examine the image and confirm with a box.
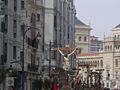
[100,60,103,67]
[115,59,118,67]
[88,61,90,65]
[118,35,119,39]
[116,71,118,79]
[114,45,117,49]
[108,46,109,51]
[110,45,112,51]
[98,61,99,67]
[118,45,120,49]
[93,61,95,66]
[92,61,94,66]
[79,36,81,41]
[84,36,87,42]
[105,46,107,51]
[90,61,92,65]
[95,61,97,66]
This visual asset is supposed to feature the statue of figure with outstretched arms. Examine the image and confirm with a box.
[58,47,77,71]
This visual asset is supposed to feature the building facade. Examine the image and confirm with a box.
[75,17,92,53]
[0,0,76,89]
[0,0,44,90]
[90,36,103,52]
[76,24,120,89]
[44,0,76,70]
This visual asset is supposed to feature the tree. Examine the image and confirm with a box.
[33,79,43,90]
[0,66,6,84]
[43,78,51,90]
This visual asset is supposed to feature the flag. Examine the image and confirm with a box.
[54,80,58,90]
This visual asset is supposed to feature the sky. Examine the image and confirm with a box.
[74,0,120,39]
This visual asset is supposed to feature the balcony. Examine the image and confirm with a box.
[26,36,38,49]
[27,63,39,72]
[1,54,7,64]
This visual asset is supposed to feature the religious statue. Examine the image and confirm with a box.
[58,46,77,71]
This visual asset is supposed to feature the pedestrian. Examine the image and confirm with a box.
[53,80,58,90]
[61,80,71,90]
[71,80,74,88]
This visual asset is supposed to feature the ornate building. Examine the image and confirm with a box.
[90,36,103,52]
[0,0,76,89]
[0,0,44,89]
[75,17,92,53]
[44,0,76,71]
[76,24,120,89]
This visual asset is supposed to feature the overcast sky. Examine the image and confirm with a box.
[74,0,120,39]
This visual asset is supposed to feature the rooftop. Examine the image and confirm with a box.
[77,53,99,57]
[75,17,87,26]
[115,24,120,28]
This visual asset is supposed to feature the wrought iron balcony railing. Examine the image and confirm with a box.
[27,63,39,72]
[26,36,38,48]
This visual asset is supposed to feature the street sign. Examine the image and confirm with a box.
[6,77,14,86]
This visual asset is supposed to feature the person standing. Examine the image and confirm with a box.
[61,80,71,90]
[53,80,58,90]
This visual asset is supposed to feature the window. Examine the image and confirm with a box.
[106,82,109,88]
[5,0,8,5]
[1,22,5,32]
[13,46,16,59]
[114,45,117,49]
[110,45,112,50]
[108,46,109,51]
[97,61,99,67]
[100,60,103,67]
[14,0,17,11]
[13,20,17,38]
[118,35,119,39]
[3,43,7,63]
[37,14,40,21]
[54,15,57,28]
[116,71,118,79]
[79,36,81,41]
[115,59,118,67]
[105,46,107,51]
[31,53,35,64]
[21,24,25,36]
[26,10,27,17]
[84,36,87,42]
[4,14,8,33]
[21,0,25,10]
[20,51,23,61]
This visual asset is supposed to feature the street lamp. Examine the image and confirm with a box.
[49,40,51,79]
[21,23,41,90]
[48,40,58,79]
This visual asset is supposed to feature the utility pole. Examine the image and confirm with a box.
[49,40,51,79]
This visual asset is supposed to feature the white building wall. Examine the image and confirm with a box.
[44,10,54,44]
[76,25,120,89]
[44,0,76,68]
[75,26,91,53]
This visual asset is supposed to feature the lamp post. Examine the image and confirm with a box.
[21,24,41,90]
[49,40,51,79]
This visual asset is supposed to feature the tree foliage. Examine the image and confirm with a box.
[33,79,43,90]
[43,78,51,90]
[0,66,6,83]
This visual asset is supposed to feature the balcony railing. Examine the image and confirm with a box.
[26,36,38,48]
[27,63,39,72]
